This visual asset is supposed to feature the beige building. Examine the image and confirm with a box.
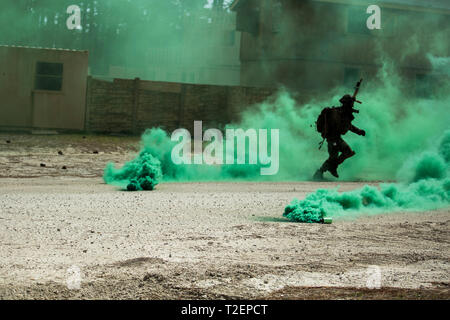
[0,45,89,131]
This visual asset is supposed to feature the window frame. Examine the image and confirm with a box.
[34,61,64,92]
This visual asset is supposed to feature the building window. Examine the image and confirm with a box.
[347,6,371,35]
[344,67,360,88]
[35,62,63,91]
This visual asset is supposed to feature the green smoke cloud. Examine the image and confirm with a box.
[104,150,162,191]
[282,51,450,222]
[0,0,239,84]
[283,130,450,223]
[100,1,449,193]
[103,53,450,189]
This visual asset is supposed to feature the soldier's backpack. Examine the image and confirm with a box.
[316,107,332,138]
[316,106,344,139]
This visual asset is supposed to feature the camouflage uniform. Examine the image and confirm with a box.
[315,94,365,179]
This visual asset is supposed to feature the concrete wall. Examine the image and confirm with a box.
[0,46,88,131]
[86,77,275,134]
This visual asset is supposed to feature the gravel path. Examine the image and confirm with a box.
[0,134,448,299]
[0,178,448,299]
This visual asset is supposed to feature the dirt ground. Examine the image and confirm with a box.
[0,134,449,300]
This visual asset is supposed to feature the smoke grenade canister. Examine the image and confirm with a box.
[321,217,333,224]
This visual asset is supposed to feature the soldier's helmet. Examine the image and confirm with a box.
[339,94,355,107]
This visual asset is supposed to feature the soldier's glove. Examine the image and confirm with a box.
[359,130,366,136]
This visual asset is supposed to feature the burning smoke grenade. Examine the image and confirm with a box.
[283,130,450,223]
[282,54,450,222]
[104,54,449,189]
[102,4,449,196]
[104,148,162,191]
[103,126,267,188]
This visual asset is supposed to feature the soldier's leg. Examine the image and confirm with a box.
[336,138,355,165]
[325,140,341,177]
[319,139,339,172]
[314,142,336,180]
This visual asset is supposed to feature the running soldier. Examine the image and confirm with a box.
[313,79,366,179]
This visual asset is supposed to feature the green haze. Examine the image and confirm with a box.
[284,130,450,223]
[0,0,239,84]
[104,151,162,191]
[104,52,449,187]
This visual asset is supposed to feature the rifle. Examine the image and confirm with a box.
[351,78,363,113]
[352,78,363,103]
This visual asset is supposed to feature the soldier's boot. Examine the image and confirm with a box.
[323,158,339,178]
[330,150,355,178]
[313,160,329,181]
[328,162,339,178]
[313,169,324,181]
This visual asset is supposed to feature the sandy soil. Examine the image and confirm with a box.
[0,134,449,299]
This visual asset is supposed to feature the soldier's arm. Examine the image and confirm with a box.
[350,124,365,136]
